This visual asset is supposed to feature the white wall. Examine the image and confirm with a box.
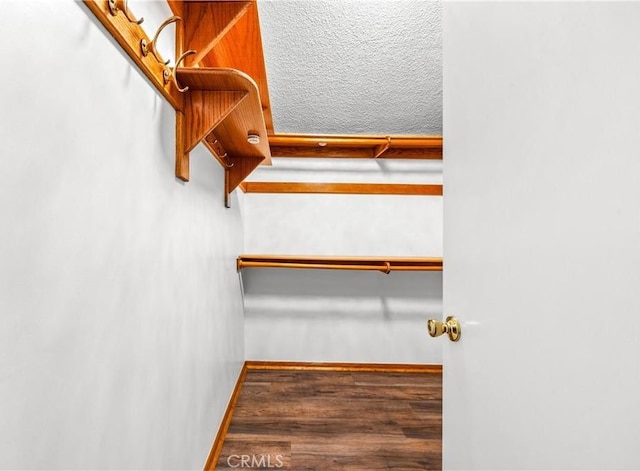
[243,189,442,364]
[243,268,442,364]
[244,157,442,257]
[0,1,244,469]
[244,193,442,256]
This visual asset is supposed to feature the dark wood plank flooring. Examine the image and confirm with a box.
[216,369,442,470]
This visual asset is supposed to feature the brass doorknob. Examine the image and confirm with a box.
[427,316,461,342]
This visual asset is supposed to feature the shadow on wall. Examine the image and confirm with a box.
[241,268,443,320]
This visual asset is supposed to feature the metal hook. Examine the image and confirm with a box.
[205,136,232,165]
[107,0,144,24]
[216,147,233,168]
[383,262,391,274]
[165,50,196,92]
[141,16,182,65]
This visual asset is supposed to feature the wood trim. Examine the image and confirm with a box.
[237,255,443,272]
[203,363,248,471]
[269,134,442,159]
[242,182,442,195]
[82,0,183,110]
[245,361,442,374]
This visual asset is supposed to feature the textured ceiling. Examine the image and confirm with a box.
[257,0,442,136]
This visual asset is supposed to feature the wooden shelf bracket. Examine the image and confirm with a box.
[175,68,271,206]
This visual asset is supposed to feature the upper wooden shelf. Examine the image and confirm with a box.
[236,255,443,273]
[269,134,443,159]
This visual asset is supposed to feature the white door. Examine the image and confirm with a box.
[442,2,640,469]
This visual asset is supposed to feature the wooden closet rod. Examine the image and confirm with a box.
[268,134,443,159]
[268,134,442,148]
[236,256,443,273]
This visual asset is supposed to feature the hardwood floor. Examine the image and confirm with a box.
[215,367,442,470]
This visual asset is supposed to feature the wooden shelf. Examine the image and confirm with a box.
[236,255,443,273]
[85,0,273,206]
[171,0,273,133]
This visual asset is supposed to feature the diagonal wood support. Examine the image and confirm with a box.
[181,1,252,67]
[176,90,247,181]
[227,155,264,193]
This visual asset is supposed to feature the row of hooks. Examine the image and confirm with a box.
[107,2,196,93]
[206,135,234,168]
